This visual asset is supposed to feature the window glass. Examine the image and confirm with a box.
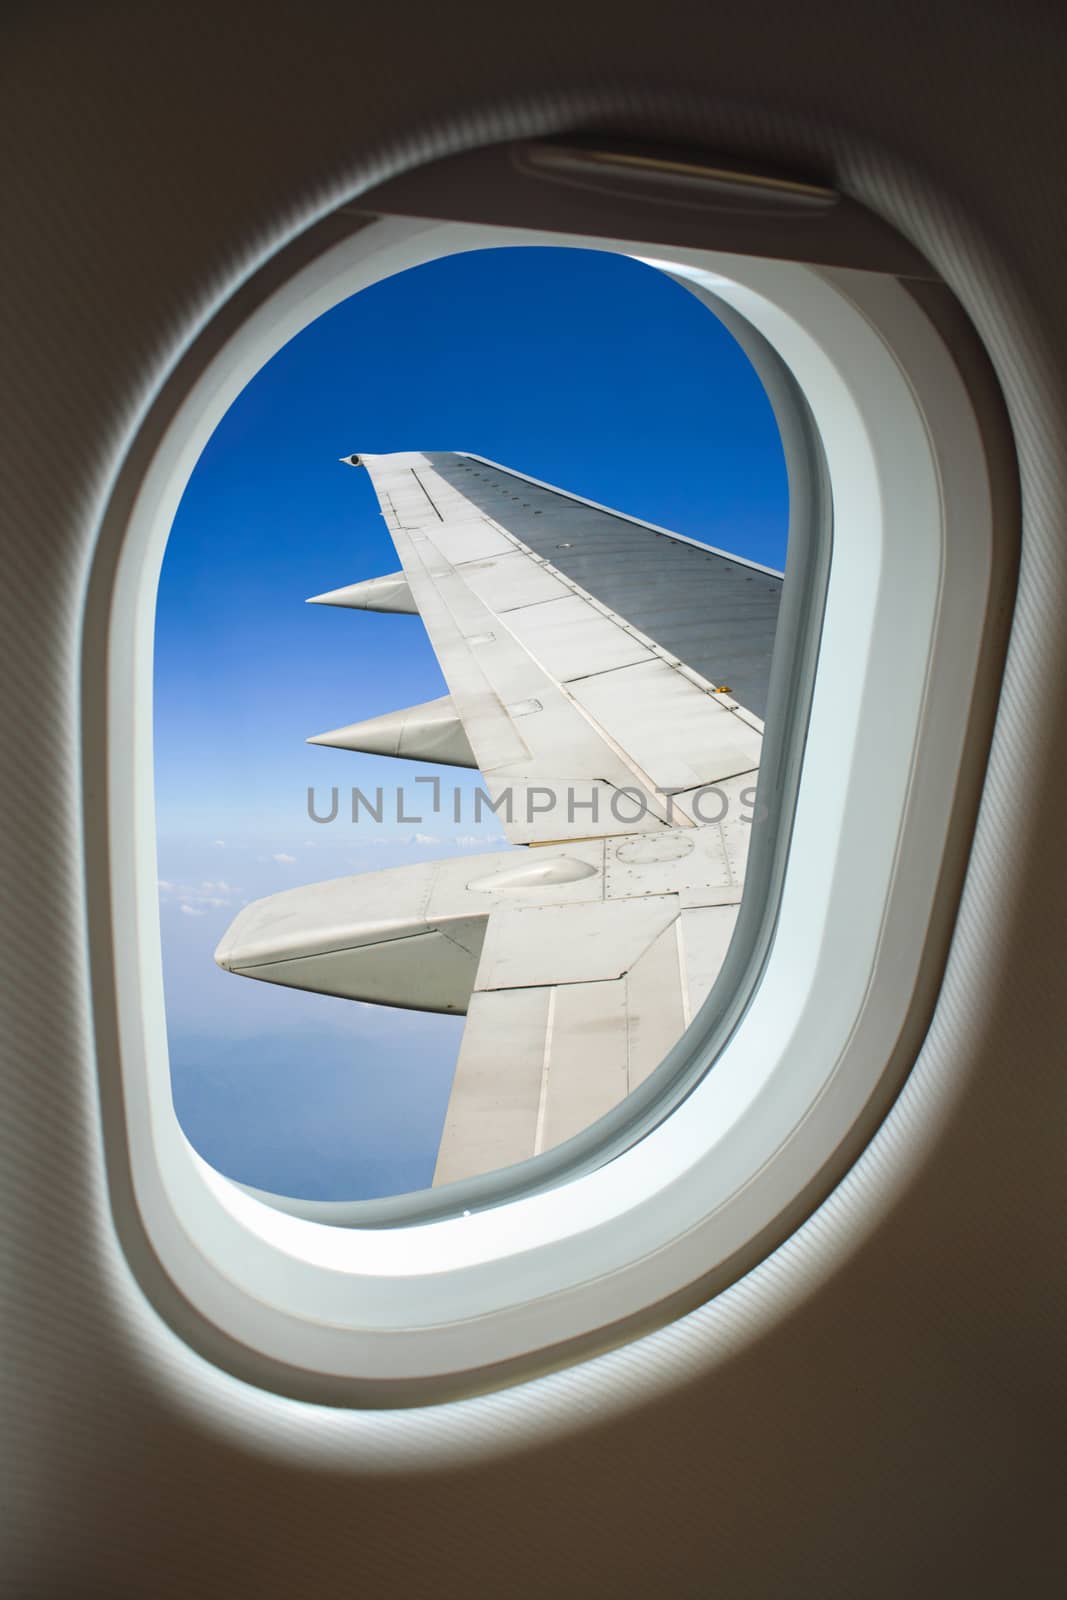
[155,246,788,1202]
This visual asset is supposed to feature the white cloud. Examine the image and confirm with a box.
[273,852,297,864]
[212,839,226,848]
[159,876,240,912]
[413,832,440,846]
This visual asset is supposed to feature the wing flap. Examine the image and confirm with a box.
[567,658,762,791]
[495,591,655,681]
[432,890,740,1185]
[456,552,573,612]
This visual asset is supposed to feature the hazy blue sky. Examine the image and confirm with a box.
[156,245,788,1200]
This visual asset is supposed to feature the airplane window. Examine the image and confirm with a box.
[154,245,790,1210]
[93,170,1010,1395]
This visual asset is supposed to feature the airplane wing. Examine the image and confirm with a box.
[430,842,746,1186]
[308,451,777,843]
[217,452,781,1185]
[215,825,749,1185]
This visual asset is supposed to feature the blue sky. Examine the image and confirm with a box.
[155,245,788,1200]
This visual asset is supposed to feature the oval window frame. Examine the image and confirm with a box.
[83,177,1017,1403]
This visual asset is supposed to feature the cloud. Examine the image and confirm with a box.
[160,876,240,912]
[413,833,440,846]
[212,839,226,848]
[272,853,297,864]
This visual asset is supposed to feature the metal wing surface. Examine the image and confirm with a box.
[217,452,781,1187]
[309,451,778,844]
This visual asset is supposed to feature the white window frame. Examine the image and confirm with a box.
[95,212,1010,1400]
